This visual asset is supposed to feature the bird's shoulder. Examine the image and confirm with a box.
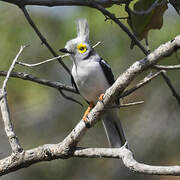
[99,58,115,86]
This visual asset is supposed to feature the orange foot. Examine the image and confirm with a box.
[99,93,104,101]
[82,102,94,127]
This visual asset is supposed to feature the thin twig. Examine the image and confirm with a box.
[120,70,164,98]
[153,64,180,70]
[105,16,128,21]
[92,41,101,48]
[0,71,78,94]
[118,101,144,107]
[17,54,69,67]
[161,71,180,104]
[0,46,26,153]
[1,0,128,8]
[2,46,27,90]
[16,42,101,67]
[105,101,144,109]
[90,2,149,55]
[58,88,83,107]
[19,6,79,96]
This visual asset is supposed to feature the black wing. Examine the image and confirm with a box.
[99,59,119,105]
[99,58,115,86]
[71,75,79,93]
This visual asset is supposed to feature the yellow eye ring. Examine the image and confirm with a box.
[77,44,87,53]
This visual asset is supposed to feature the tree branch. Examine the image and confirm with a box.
[0,1,179,176]
[153,64,180,70]
[0,71,77,94]
[0,35,178,176]
[0,46,26,153]
[18,6,80,99]
[0,0,127,7]
[120,70,164,98]
[1,142,180,176]
[74,146,180,175]
[160,71,180,104]
[17,54,69,67]
[0,0,149,56]
[90,2,149,55]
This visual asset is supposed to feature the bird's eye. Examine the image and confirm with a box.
[77,44,87,53]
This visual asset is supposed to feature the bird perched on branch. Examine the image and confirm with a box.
[59,19,126,148]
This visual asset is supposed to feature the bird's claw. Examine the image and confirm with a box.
[99,93,104,102]
[82,102,93,128]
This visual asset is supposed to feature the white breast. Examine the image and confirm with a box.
[72,60,109,103]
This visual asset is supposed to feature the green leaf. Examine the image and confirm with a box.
[128,0,168,42]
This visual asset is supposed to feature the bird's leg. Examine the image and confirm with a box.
[99,93,104,101]
[82,102,94,123]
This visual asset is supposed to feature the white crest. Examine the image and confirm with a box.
[76,19,89,42]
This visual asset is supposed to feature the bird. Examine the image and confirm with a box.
[59,19,126,148]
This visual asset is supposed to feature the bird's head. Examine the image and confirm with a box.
[59,19,93,62]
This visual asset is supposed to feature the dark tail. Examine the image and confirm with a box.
[102,109,126,148]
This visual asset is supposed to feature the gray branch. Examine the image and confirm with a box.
[120,70,164,98]
[153,64,180,70]
[1,143,180,176]
[0,71,77,94]
[0,46,26,153]
[0,35,179,176]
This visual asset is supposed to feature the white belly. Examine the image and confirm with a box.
[72,60,109,103]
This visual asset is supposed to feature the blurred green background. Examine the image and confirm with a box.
[0,2,180,180]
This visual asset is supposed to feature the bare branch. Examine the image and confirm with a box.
[0,46,26,153]
[58,88,83,107]
[2,46,27,90]
[19,6,71,75]
[0,71,77,94]
[60,36,180,151]
[92,41,101,48]
[17,54,69,67]
[19,6,79,97]
[0,34,179,177]
[90,2,149,55]
[153,64,180,70]
[160,71,180,104]
[120,70,164,98]
[0,0,149,56]
[0,0,127,7]
[116,101,144,107]
[16,42,101,67]
[1,142,180,176]
[0,1,179,175]
[75,145,180,175]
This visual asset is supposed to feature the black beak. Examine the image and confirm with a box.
[59,48,72,54]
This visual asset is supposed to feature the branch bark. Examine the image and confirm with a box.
[0,46,26,153]
[0,0,180,176]
[0,35,179,176]
[0,71,77,94]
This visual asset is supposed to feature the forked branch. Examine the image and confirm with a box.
[0,35,179,176]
